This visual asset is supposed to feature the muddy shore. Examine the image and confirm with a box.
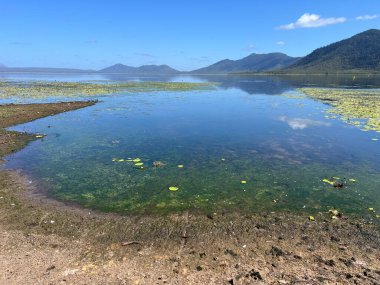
[0,102,379,284]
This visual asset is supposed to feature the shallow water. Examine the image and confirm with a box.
[3,74,380,215]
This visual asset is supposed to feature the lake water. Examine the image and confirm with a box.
[2,74,380,215]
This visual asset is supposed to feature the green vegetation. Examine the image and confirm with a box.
[299,88,380,132]
[0,80,215,99]
[283,29,380,73]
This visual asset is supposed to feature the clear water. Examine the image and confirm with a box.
[3,74,380,215]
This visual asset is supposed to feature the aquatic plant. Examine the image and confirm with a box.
[298,88,380,132]
[0,80,216,99]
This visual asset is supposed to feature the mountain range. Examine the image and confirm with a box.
[98,64,179,74]
[1,29,379,74]
[281,29,380,73]
[190,53,300,74]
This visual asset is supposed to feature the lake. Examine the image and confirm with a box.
[2,74,380,215]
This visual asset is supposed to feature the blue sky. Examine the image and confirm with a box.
[1,0,379,70]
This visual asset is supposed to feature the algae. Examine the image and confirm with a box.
[298,88,380,132]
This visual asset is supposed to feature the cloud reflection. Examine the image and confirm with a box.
[279,116,331,130]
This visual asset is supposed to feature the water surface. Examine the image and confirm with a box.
[3,75,380,215]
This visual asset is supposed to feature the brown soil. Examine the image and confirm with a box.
[0,102,379,285]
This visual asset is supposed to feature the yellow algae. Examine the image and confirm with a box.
[177,164,184,168]
[132,158,141,163]
[309,216,315,221]
[134,162,144,166]
[241,180,247,184]
[168,186,179,191]
[298,88,380,133]
[322,179,335,185]
[0,80,216,99]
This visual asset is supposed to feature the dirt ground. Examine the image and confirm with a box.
[0,102,379,285]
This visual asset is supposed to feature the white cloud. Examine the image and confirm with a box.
[278,13,346,30]
[356,14,379,20]
[279,116,331,130]
[276,41,285,46]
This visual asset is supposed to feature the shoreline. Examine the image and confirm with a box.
[0,101,379,284]
[2,168,380,284]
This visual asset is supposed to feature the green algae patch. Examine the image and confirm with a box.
[0,80,216,99]
[168,186,179,191]
[298,88,380,132]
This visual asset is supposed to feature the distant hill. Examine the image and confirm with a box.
[283,29,380,73]
[0,66,93,73]
[99,64,179,74]
[190,53,300,74]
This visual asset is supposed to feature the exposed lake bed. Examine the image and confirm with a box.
[0,74,379,284]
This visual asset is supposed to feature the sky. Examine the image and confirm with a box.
[0,0,379,71]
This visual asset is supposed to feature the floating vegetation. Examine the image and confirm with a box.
[322,177,357,189]
[168,186,179,191]
[0,80,216,99]
[283,93,307,100]
[298,88,380,132]
[322,178,335,185]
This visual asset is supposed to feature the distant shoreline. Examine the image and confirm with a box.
[1,71,380,76]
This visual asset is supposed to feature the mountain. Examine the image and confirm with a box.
[0,66,93,73]
[98,64,179,74]
[98,63,136,73]
[284,29,380,73]
[190,53,300,74]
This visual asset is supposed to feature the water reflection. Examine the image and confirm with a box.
[2,74,380,215]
